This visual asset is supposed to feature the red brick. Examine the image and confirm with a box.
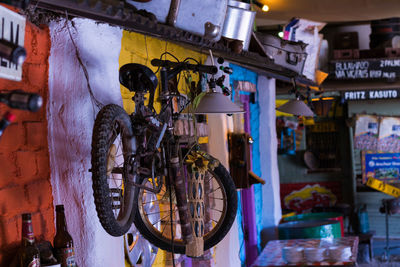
[25,63,48,90]
[33,207,55,241]
[0,153,18,189]
[0,186,28,217]
[24,24,50,65]
[24,122,48,149]
[25,179,53,211]
[15,151,38,180]
[36,152,50,178]
[0,216,20,248]
[0,123,25,151]
[0,8,52,262]
[12,105,47,124]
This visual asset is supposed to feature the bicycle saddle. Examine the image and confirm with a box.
[119,63,158,93]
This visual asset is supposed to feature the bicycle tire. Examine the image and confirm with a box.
[133,154,238,254]
[91,104,139,236]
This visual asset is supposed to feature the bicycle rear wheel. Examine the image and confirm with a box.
[91,104,139,236]
[133,153,238,254]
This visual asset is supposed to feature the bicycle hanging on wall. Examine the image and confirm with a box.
[90,55,238,256]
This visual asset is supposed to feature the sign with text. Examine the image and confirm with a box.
[331,58,400,80]
[0,6,25,81]
[362,152,400,184]
[342,89,400,101]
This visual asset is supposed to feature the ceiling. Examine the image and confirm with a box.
[255,0,400,27]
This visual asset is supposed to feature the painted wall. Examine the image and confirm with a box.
[0,18,54,264]
[47,18,125,267]
[348,99,400,238]
[258,76,282,247]
[276,116,354,205]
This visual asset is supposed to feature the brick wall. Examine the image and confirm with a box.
[0,13,54,264]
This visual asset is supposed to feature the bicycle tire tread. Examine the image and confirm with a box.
[91,104,135,236]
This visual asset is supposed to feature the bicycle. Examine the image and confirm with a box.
[90,56,238,255]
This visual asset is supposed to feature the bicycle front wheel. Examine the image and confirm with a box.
[133,153,238,254]
[91,104,139,236]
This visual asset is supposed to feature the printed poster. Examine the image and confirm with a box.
[378,116,400,152]
[362,151,400,184]
[354,114,379,151]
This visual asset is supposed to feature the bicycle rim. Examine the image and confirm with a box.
[136,167,230,251]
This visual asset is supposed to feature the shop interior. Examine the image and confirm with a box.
[1,1,400,267]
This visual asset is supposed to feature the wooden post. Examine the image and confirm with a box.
[185,166,205,257]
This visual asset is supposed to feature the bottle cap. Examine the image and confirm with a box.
[55,205,64,211]
[4,111,16,122]
[22,213,31,220]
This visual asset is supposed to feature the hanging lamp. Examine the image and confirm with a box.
[192,92,244,114]
[186,50,244,114]
[276,98,314,116]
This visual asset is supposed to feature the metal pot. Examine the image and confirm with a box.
[221,0,255,51]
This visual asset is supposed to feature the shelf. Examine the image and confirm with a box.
[29,0,317,87]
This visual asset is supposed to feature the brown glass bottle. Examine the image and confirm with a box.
[19,213,41,267]
[53,205,76,267]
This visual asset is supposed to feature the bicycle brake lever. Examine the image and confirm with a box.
[215,75,231,96]
[219,66,233,75]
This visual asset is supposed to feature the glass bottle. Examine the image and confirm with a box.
[19,213,40,267]
[53,205,76,267]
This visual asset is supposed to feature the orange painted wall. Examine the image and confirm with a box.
[0,9,54,264]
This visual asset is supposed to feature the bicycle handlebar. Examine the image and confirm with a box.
[151,59,218,75]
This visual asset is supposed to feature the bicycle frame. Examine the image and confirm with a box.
[128,61,213,244]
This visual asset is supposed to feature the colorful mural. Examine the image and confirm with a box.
[280,182,341,213]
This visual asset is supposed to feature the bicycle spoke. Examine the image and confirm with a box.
[146,206,177,216]
[142,199,160,205]
[210,208,224,213]
[160,221,168,235]
[207,186,222,195]
[205,176,213,184]
[207,196,225,201]
[152,213,170,226]
[152,212,178,227]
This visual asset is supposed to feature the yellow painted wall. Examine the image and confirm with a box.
[119,31,207,115]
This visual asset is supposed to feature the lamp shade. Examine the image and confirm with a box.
[276,99,314,116]
[186,92,244,114]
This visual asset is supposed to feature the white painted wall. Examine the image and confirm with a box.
[47,18,125,267]
[208,113,241,267]
[258,76,282,246]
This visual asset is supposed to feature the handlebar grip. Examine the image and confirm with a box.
[194,64,218,74]
[150,58,170,67]
[150,59,218,74]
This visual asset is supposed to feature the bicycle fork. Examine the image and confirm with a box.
[168,141,193,244]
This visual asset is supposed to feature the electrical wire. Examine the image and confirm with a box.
[64,12,104,115]
[154,51,180,74]
[183,57,200,65]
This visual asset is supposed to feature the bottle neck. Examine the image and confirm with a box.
[21,218,35,246]
[56,210,68,232]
